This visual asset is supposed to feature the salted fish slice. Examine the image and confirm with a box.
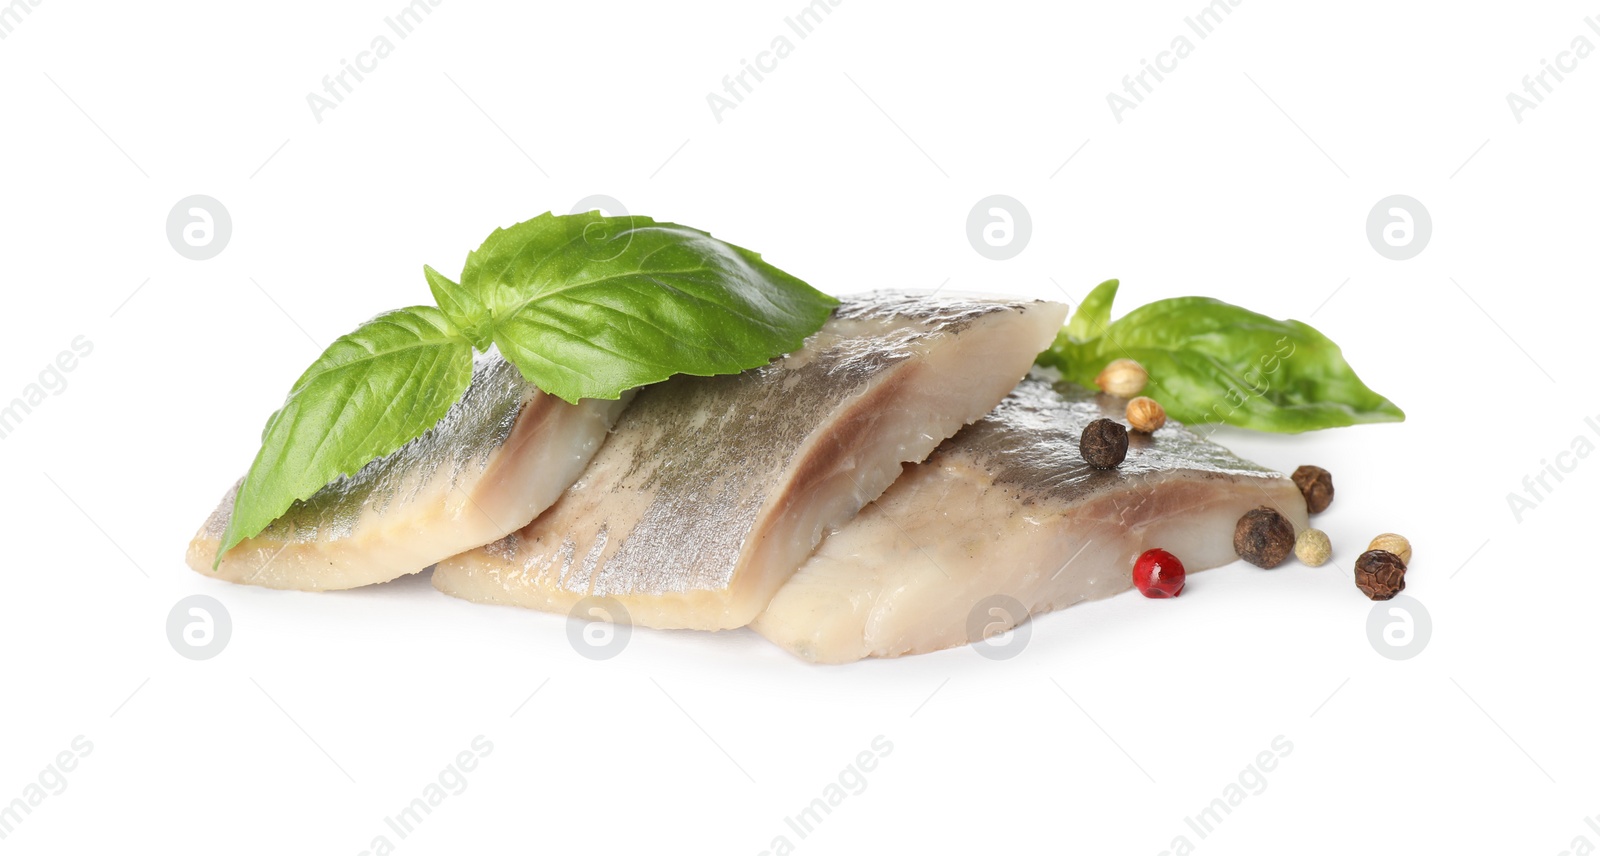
[751,377,1311,663]
[187,355,628,591]
[432,291,1069,630]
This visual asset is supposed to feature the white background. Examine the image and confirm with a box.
[2,1,1597,853]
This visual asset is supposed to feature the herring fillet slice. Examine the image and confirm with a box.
[186,355,628,591]
[751,378,1311,663]
[432,291,1069,630]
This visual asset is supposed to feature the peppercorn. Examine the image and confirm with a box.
[1095,359,1148,398]
[1125,396,1167,433]
[1295,528,1332,567]
[1233,506,1295,568]
[1367,533,1412,565]
[1291,465,1335,514]
[1132,548,1186,598]
[1079,418,1129,469]
[1354,549,1407,601]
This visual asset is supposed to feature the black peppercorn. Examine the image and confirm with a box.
[1291,465,1335,514]
[1354,549,1407,601]
[1079,418,1128,469]
[1233,506,1295,568]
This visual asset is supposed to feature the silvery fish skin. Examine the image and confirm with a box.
[186,355,628,591]
[751,378,1311,663]
[432,291,1069,630]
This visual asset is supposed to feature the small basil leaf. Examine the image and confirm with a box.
[423,264,491,350]
[1064,278,1119,343]
[216,306,473,564]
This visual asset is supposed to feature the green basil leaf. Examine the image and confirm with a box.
[424,264,492,350]
[454,212,838,403]
[216,307,473,564]
[1093,297,1403,432]
[1064,278,1119,343]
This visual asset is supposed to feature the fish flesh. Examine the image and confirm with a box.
[186,355,628,591]
[751,377,1310,663]
[432,291,1069,630]
[434,292,1068,629]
